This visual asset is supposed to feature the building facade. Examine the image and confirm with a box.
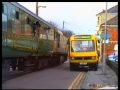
[96,5,118,61]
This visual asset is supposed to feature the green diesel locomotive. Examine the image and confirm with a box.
[2,2,68,78]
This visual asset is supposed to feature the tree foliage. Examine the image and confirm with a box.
[48,20,74,38]
[48,21,58,28]
[61,30,74,38]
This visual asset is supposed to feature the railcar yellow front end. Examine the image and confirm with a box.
[69,35,99,70]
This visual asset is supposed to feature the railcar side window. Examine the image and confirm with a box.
[16,11,19,20]
[2,4,7,32]
[26,17,31,24]
[2,4,7,14]
[2,3,4,13]
[2,14,7,31]
[98,40,100,43]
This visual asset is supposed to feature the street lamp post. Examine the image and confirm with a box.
[63,21,65,30]
[36,2,46,16]
[36,2,38,16]
[103,2,108,74]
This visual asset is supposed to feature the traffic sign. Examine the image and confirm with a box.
[100,33,111,40]
[102,39,109,44]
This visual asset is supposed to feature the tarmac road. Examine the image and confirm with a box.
[2,61,82,89]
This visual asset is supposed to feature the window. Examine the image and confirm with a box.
[26,17,31,24]
[71,40,95,52]
[98,40,100,43]
[97,17,99,25]
[2,3,4,13]
[46,30,50,39]
[2,4,7,14]
[2,14,7,31]
[16,11,19,20]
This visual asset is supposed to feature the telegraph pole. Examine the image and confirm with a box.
[63,21,64,30]
[36,2,38,16]
[36,2,46,16]
[103,2,107,74]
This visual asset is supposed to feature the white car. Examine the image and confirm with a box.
[108,52,118,62]
[98,86,118,89]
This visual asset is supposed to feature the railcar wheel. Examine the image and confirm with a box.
[92,64,98,71]
[18,58,24,71]
[44,60,48,68]
[11,59,17,71]
[70,63,75,71]
[38,60,42,70]
[59,56,64,64]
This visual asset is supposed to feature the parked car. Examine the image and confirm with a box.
[108,44,118,62]
[108,51,118,62]
[98,85,118,89]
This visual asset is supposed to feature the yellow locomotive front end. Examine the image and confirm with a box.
[69,35,99,70]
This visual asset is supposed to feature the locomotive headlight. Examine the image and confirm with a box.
[70,57,75,60]
[72,57,74,59]
[91,56,96,59]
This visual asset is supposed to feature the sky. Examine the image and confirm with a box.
[18,2,118,35]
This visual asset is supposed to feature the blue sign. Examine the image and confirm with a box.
[100,33,111,40]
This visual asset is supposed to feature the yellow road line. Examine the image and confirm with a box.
[68,72,87,89]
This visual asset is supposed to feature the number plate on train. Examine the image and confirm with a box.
[80,63,87,65]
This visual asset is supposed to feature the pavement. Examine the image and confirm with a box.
[80,63,118,89]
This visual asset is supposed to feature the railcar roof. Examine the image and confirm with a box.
[3,2,66,36]
[10,2,54,29]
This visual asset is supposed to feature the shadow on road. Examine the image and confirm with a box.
[72,67,89,72]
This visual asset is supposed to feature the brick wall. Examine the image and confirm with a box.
[101,27,118,58]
